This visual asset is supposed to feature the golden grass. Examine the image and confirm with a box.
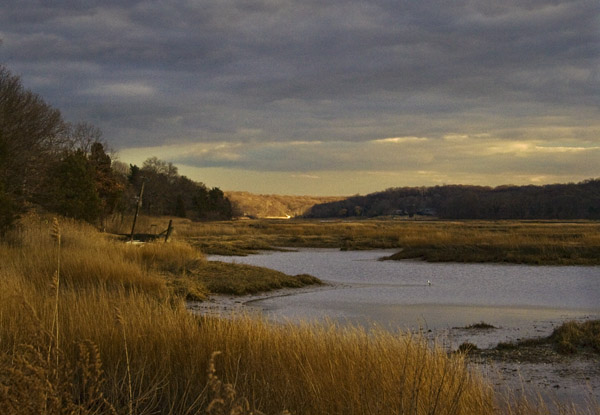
[123,240,204,274]
[0,215,598,414]
[0,281,493,414]
[178,219,600,264]
[190,261,321,295]
[3,213,168,296]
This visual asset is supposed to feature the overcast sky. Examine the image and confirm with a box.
[2,1,598,195]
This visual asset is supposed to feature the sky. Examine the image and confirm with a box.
[1,1,599,195]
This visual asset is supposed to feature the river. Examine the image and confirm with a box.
[208,248,600,348]
[204,248,600,406]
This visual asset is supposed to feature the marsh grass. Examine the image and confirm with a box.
[1,216,598,414]
[0,264,492,414]
[123,240,204,274]
[178,219,600,265]
[496,320,600,355]
[191,261,321,295]
[463,322,497,330]
[549,320,600,354]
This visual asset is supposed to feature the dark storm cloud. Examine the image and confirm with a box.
[1,0,598,187]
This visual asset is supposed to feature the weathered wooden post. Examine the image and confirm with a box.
[129,180,145,242]
[164,219,173,243]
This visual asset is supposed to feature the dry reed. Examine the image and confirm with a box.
[0,215,598,414]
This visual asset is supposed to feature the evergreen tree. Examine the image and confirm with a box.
[175,195,187,218]
[128,164,141,185]
[89,142,123,219]
[48,151,101,222]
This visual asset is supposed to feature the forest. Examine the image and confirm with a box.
[0,65,233,233]
[305,180,600,220]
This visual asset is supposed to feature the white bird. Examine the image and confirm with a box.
[427,280,432,286]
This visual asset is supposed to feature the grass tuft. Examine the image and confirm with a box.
[463,322,497,330]
[549,320,600,354]
[493,320,600,355]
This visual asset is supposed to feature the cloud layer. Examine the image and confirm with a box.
[2,0,598,194]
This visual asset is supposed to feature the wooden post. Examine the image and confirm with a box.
[164,219,173,243]
[129,181,145,242]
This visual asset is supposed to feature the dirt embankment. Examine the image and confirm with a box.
[226,191,345,218]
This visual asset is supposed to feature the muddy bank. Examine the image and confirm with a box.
[468,345,599,409]
[434,320,600,408]
[186,283,337,317]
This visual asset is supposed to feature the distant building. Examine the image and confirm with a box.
[417,208,437,216]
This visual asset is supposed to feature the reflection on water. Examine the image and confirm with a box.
[209,249,600,340]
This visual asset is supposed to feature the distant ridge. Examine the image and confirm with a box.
[305,179,600,220]
[226,191,345,219]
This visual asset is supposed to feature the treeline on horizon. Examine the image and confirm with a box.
[305,180,600,220]
[0,64,233,233]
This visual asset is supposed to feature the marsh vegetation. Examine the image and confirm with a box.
[0,215,486,414]
[494,320,600,356]
[165,218,600,265]
[2,215,598,413]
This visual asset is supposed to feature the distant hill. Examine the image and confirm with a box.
[226,192,345,218]
[305,179,600,220]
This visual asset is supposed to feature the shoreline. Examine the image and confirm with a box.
[187,286,600,410]
[469,346,600,409]
[186,282,339,317]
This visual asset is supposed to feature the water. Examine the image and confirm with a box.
[208,249,600,341]
[207,249,600,406]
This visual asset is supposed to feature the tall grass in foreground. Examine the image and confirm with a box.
[0,216,597,414]
[0,280,494,414]
[0,265,491,413]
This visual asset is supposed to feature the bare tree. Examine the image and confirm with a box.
[64,122,103,154]
[0,65,66,201]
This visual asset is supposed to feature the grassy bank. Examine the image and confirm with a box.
[193,261,321,295]
[161,218,600,265]
[1,215,597,414]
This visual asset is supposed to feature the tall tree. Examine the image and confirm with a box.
[88,142,125,226]
[135,156,234,220]
[0,65,66,231]
[46,151,101,222]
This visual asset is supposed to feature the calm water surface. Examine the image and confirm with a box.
[208,249,600,406]
[209,249,600,338]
